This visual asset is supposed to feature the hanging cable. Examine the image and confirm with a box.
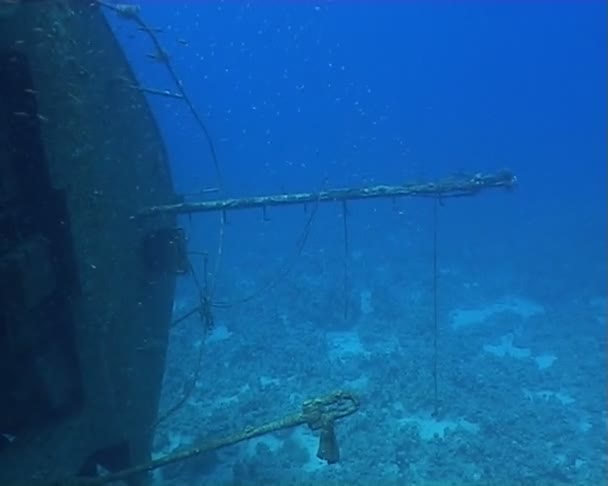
[153,254,213,430]
[212,194,320,309]
[431,196,440,418]
[170,190,321,324]
[209,212,226,300]
[342,200,350,321]
[151,335,204,431]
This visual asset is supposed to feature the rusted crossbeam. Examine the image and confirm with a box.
[136,169,517,218]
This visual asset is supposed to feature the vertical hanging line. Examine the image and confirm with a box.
[209,211,226,299]
[431,196,440,418]
[342,200,350,321]
[151,252,210,431]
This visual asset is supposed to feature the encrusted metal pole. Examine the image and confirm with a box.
[56,391,358,486]
[136,170,516,218]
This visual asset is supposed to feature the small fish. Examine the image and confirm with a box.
[1,433,15,443]
[137,26,164,34]
[66,91,82,104]
[146,50,169,63]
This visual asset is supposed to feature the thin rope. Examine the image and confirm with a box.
[170,191,321,323]
[342,200,350,321]
[212,196,320,308]
[431,196,440,417]
[153,255,213,429]
[209,212,226,299]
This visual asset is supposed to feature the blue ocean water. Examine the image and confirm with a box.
[106,2,606,484]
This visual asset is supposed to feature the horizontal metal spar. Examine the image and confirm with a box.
[136,169,517,218]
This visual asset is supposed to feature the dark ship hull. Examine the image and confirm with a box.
[1,1,180,483]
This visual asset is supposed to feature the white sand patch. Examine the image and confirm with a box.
[483,334,531,359]
[359,289,374,315]
[578,417,592,433]
[291,426,326,472]
[206,324,232,343]
[344,373,369,392]
[534,354,557,370]
[398,412,480,440]
[326,330,370,361]
[359,331,400,356]
[208,383,250,407]
[215,393,240,407]
[523,388,576,405]
[243,433,283,457]
[553,453,586,470]
[451,296,544,330]
[483,334,557,370]
[483,336,558,371]
[259,375,281,388]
